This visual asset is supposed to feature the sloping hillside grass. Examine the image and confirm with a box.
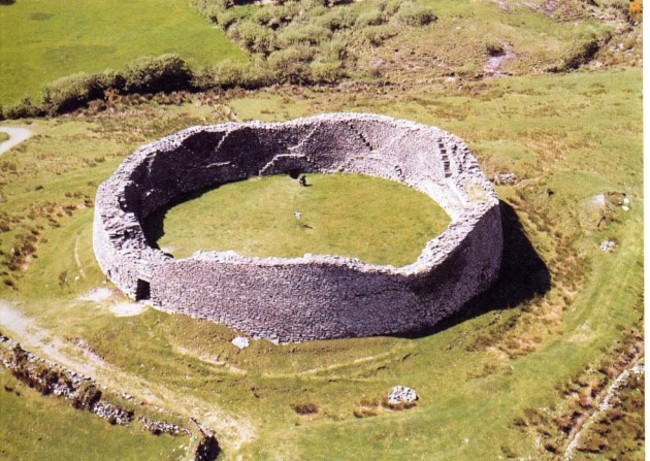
[0,0,247,105]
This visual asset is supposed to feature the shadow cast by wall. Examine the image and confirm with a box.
[396,200,551,339]
[142,186,217,251]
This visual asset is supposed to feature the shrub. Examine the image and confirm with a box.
[320,37,349,61]
[122,54,195,94]
[356,10,385,27]
[212,8,238,30]
[252,8,276,25]
[5,97,45,119]
[194,60,274,90]
[313,8,355,31]
[236,22,278,55]
[310,59,344,83]
[43,73,100,114]
[268,46,316,84]
[485,39,505,56]
[362,25,396,46]
[382,0,405,14]
[41,70,124,114]
[396,2,436,26]
[279,24,332,46]
[292,403,319,415]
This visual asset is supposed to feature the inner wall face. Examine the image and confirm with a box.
[93,113,503,342]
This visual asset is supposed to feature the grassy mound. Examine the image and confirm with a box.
[150,173,450,266]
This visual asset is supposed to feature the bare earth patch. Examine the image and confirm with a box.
[109,302,149,317]
[79,287,114,303]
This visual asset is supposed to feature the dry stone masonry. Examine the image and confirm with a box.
[93,113,503,342]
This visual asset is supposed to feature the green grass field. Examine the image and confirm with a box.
[153,173,450,266]
[0,0,247,105]
[0,64,641,459]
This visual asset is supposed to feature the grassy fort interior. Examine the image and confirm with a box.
[149,173,450,266]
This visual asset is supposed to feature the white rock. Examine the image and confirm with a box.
[232,336,250,349]
[599,240,616,252]
[387,385,418,405]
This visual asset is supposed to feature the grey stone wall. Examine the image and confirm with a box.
[93,113,503,342]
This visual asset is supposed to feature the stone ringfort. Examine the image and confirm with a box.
[93,113,503,342]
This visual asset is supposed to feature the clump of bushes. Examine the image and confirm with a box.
[4,0,441,119]
[43,72,120,114]
[231,22,278,55]
[194,0,435,87]
[280,24,332,47]
[7,53,276,118]
[313,8,355,31]
[362,25,397,47]
[356,9,385,27]
[193,59,274,90]
[268,45,318,84]
[396,1,436,26]
[6,54,196,118]
[122,54,194,94]
[5,97,46,119]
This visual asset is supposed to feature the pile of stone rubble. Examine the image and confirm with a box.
[387,385,418,407]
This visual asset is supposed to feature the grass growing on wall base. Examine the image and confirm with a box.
[0,0,247,105]
[151,173,451,266]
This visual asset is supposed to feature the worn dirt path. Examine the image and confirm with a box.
[0,126,33,154]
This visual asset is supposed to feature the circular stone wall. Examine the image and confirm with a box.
[93,113,503,342]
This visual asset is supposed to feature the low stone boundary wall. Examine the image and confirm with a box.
[93,113,503,342]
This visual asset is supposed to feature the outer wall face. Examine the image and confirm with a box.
[93,113,503,342]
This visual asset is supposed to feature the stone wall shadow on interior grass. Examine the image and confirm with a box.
[396,200,551,339]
